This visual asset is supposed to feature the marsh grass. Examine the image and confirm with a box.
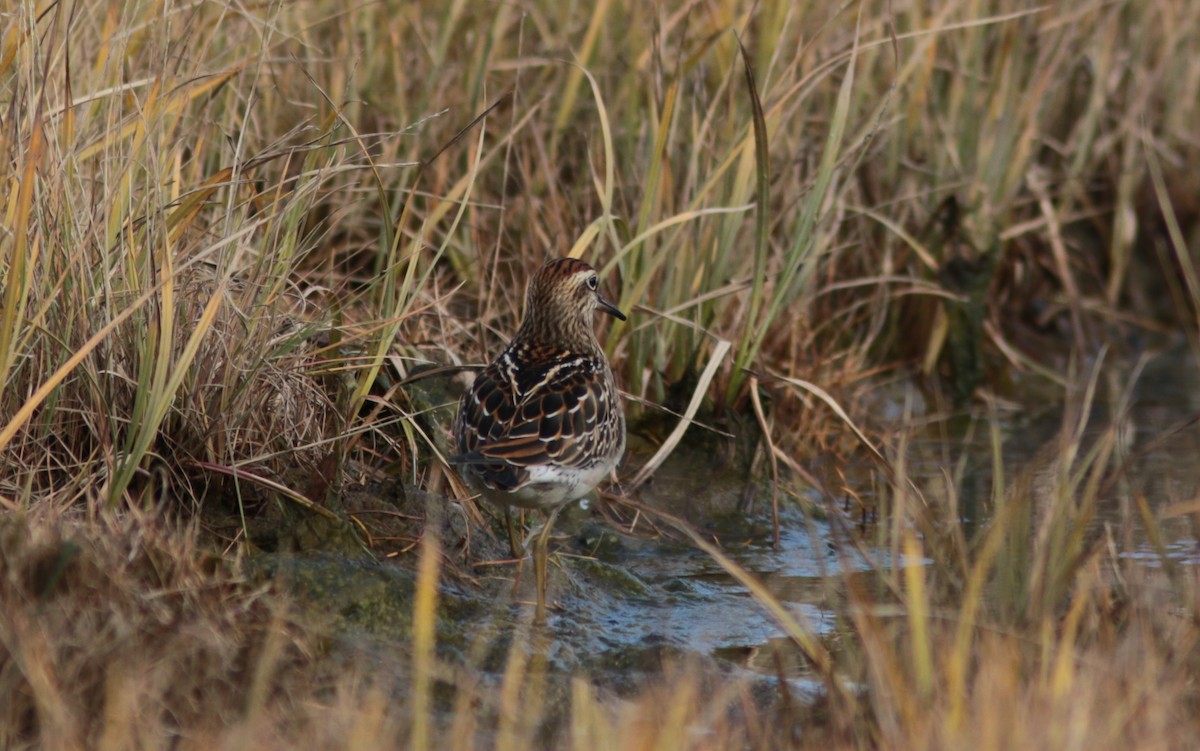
[1,0,1199,747]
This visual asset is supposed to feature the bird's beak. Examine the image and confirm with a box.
[597,291,627,321]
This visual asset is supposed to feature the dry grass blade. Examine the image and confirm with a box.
[0,90,44,400]
[902,531,933,698]
[409,532,440,751]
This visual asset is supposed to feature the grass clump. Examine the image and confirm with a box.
[832,404,1200,750]
[0,510,316,748]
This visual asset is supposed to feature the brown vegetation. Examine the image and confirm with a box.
[1,0,1199,748]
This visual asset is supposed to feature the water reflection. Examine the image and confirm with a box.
[613,344,1199,680]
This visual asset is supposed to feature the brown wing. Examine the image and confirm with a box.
[452,351,616,493]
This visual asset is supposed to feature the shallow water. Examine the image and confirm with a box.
[890,345,1200,563]
[270,344,1200,700]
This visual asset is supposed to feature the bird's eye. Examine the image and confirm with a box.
[586,275,599,290]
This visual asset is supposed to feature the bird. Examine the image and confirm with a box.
[451,256,626,621]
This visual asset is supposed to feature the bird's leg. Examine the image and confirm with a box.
[505,507,528,604]
[532,505,563,622]
[504,507,521,559]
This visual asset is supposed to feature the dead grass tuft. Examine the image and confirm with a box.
[0,509,315,748]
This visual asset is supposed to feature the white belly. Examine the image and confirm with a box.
[496,461,611,510]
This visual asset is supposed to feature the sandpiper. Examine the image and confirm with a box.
[452,257,626,620]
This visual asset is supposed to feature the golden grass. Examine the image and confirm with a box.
[1,0,1199,747]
